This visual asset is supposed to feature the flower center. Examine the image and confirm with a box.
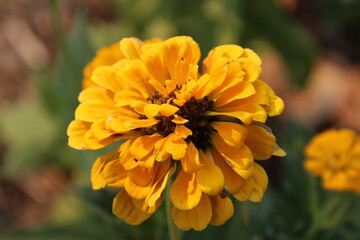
[149,91,215,151]
[178,97,215,151]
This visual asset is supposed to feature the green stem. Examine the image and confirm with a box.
[165,182,179,240]
[305,191,355,239]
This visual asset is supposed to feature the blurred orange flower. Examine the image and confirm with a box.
[304,128,360,193]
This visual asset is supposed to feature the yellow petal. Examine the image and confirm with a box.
[173,99,187,107]
[75,100,112,122]
[123,118,158,130]
[141,42,168,82]
[209,193,234,226]
[91,152,119,189]
[137,155,155,169]
[171,115,189,124]
[181,141,202,173]
[218,103,268,123]
[119,140,138,170]
[114,90,145,107]
[195,151,224,195]
[211,133,253,175]
[78,87,114,105]
[125,177,151,200]
[117,59,153,97]
[172,193,212,231]
[163,36,200,85]
[160,104,179,116]
[192,74,217,99]
[145,164,175,207]
[82,42,124,89]
[273,144,286,157]
[212,121,248,149]
[143,104,161,119]
[128,165,156,187]
[218,45,245,59]
[207,111,252,125]
[130,134,162,161]
[119,38,142,59]
[239,52,262,82]
[148,79,168,97]
[170,170,202,210]
[233,163,268,202]
[67,120,91,150]
[130,100,147,115]
[91,66,123,93]
[212,149,245,194]
[214,82,256,108]
[102,158,127,188]
[84,129,111,150]
[165,135,188,160]
[165,79,177,94]
[91,120,115,141]
[265,95,284,117]
[174,124,192,139]
[244,124,276,160]
[153,135,172,162]
[132,196,162,214]
[113,189,151,225]
[108,116,133,132]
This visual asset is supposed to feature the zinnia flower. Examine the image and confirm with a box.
[304,128,360,194]
[67,36,285,230]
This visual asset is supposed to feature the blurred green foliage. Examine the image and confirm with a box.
[1,0,360,239]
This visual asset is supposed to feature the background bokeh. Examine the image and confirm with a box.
[0,0,360,239]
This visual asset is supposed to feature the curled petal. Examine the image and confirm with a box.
[212,121,248,149]
[212,149,245,194]
[195,151,224,195]
[172,193,212,231]
[160,104,179,117]
[130,133,162,161]
[145,164,175,207]
[67,120,91,150]
[102,159,127,188]
[119,38,142,59]
[181,141,202,173]
[154,135,172,162]
[78,87,114,105]
[132,196,163,214]
[174,124,192,139]
[211,133,253,177]
[233,163,268,202]
[209,193,234,226]
[125,176,151,200]
[165,135,188,160]
[171,115,189,124]
[207,111,252,125]
[75,100,112,122]
[113,190,151,225]
[170,170,202,210]
[244,124,276,160]
[144,104,161,119]
[91,152,118,190]
[214,81,256,108]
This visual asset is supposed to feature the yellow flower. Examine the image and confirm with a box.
[304,128,360,194]
[67,36,285,230]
